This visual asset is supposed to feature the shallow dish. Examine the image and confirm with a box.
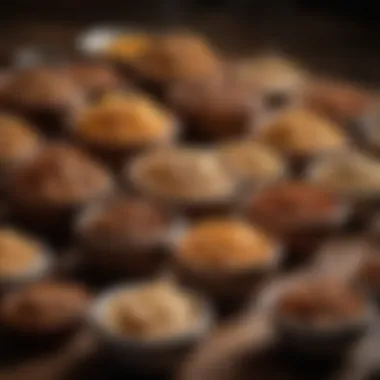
[87,282,214,374]
[171,219,282,311]
[257,273,375,358]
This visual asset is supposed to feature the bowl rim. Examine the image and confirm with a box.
[127,145,244,208]
[256,272,376,338]
[87,281,215,348]
[73,108,181,153]
[306,149,380,201]
[215,140,289,185]
[74,193,189,252]
[170,227,283,278]
[247,182,351,233]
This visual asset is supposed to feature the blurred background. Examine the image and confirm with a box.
[0,0,379,85]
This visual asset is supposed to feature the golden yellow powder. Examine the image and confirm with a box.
[0,229,43,277]
[0,115,40,165]
[76,96,174,147]
[106,34,152,62]
[257,109,347,156]
[178,219,274,270]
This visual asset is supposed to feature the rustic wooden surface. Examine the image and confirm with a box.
[179,310,380,380]
[177,239,380,380]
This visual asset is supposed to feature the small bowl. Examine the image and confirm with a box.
[230,54,307,116]
[173,250,282,313]
[7,144,115,245]
[247,182,350,269]
[216,140,289,191]
[127,148,247,220]
[0,67,87,138]
[307,151,380,231]
[87,283,214,375]
[253,108,350,179]
[75,195,187,281]
[74,109,180,174]
[0,281,90,350]
[167,76,258,142]
[171,221,282,311]
[0,240,53,293]
[257,273,375,358]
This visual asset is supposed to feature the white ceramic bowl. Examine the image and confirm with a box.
[87,282,214,374]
